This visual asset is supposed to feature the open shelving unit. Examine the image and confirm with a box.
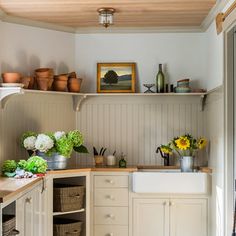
[52,176,87,236]
[0,87,207,111]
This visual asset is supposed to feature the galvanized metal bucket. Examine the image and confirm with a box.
[180,156,194,172]
[37,152,68,170]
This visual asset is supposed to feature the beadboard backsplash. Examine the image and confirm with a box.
[76,95,207,166]
[0,93,208,168]
[0,93,75,166]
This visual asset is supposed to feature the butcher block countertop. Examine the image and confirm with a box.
[0,177,42,203]
[0,165,212,204]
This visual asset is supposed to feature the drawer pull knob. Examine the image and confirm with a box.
[169,202,175,206]
[106,233,114,236]
[106,179,114,184]
[106,195,115,200]
[106,214,115,219]
[25,197,32,203]
[163,201,167,206]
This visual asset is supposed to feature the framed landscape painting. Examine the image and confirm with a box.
[97,63,136,93]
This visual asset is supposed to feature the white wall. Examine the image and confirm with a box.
[205,22,224,90]
[0,21,76,76]
[75,33,207,93]
[205,88,224,236]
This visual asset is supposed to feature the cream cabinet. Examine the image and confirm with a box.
[92,173,130,236]
[132,197,207,236]
[16,180,48,236]
[133,198,169,236]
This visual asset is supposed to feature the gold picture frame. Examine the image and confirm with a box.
[97,63,136,93]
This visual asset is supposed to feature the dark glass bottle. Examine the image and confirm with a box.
[156,64,165,93]
[119,153,127,168]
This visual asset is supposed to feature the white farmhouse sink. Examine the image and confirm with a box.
[132,171,210,194]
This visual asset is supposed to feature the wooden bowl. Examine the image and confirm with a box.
[35,68,54,78]
[2,72,21,83]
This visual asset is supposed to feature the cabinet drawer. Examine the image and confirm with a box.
[94,189,128,206]
[94,175,128,188]
[94,207,128,225]
[94,225,128,236]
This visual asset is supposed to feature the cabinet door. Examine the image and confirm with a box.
[16,190,34,236]
[16,181,49,236]
[170,198,207,236]
[132,198,169,236]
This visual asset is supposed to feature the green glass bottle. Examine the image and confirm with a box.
[119,153,127,168]
[156,64,165,93]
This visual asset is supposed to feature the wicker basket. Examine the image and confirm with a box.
[53,184,85,212]
[2,215,18,236]
[53,218,83,236]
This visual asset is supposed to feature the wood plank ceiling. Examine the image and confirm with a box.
[0,0,216,28]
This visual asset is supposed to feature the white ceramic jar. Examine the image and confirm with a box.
[106,155,116,166]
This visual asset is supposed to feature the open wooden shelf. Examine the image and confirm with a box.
[0,87,207,111]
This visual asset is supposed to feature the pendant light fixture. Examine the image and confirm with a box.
[97,8,116,28]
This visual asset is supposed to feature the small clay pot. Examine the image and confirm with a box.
[36,77,49,91]
[53,80,67,91]
[68,72,77,79]
[48,78,54,90]
[35,68,53,78]
[28,76,35,89]
[2,72,21,83]
[21,77,31,89]
[68,78,82,93]
[54,74,68,81]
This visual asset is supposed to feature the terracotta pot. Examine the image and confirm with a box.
[28,76,35,89]
[35,68,54,78]
[54,74,68,81]
[68,72,77,79]
[68,78,82,93]
[2,72,21,83]
[21,77,31,89]
[48,78,54,90]
[36,77,49,91]
[53,80,67,91]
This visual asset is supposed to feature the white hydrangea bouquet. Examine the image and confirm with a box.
[21,130,88,158]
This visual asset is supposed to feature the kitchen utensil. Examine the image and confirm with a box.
[93,147,98,155]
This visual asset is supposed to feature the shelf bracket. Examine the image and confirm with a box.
[0,88,24,109]
[200,94,207,111]
[72,94,87,112]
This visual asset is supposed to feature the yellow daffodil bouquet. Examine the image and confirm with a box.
[160,134,207,157]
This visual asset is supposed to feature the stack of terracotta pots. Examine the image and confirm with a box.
[53,74,68,91]
[35,68,54,91]
[68,72,82,93]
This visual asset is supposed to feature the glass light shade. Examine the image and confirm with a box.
[98,8,115,28]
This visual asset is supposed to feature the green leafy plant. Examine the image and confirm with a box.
[26,156,47,174]
[21,130,88,158]
[17,160,28,170]
[2,160,17,173]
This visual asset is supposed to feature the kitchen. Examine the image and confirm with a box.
[0,0,234,236]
